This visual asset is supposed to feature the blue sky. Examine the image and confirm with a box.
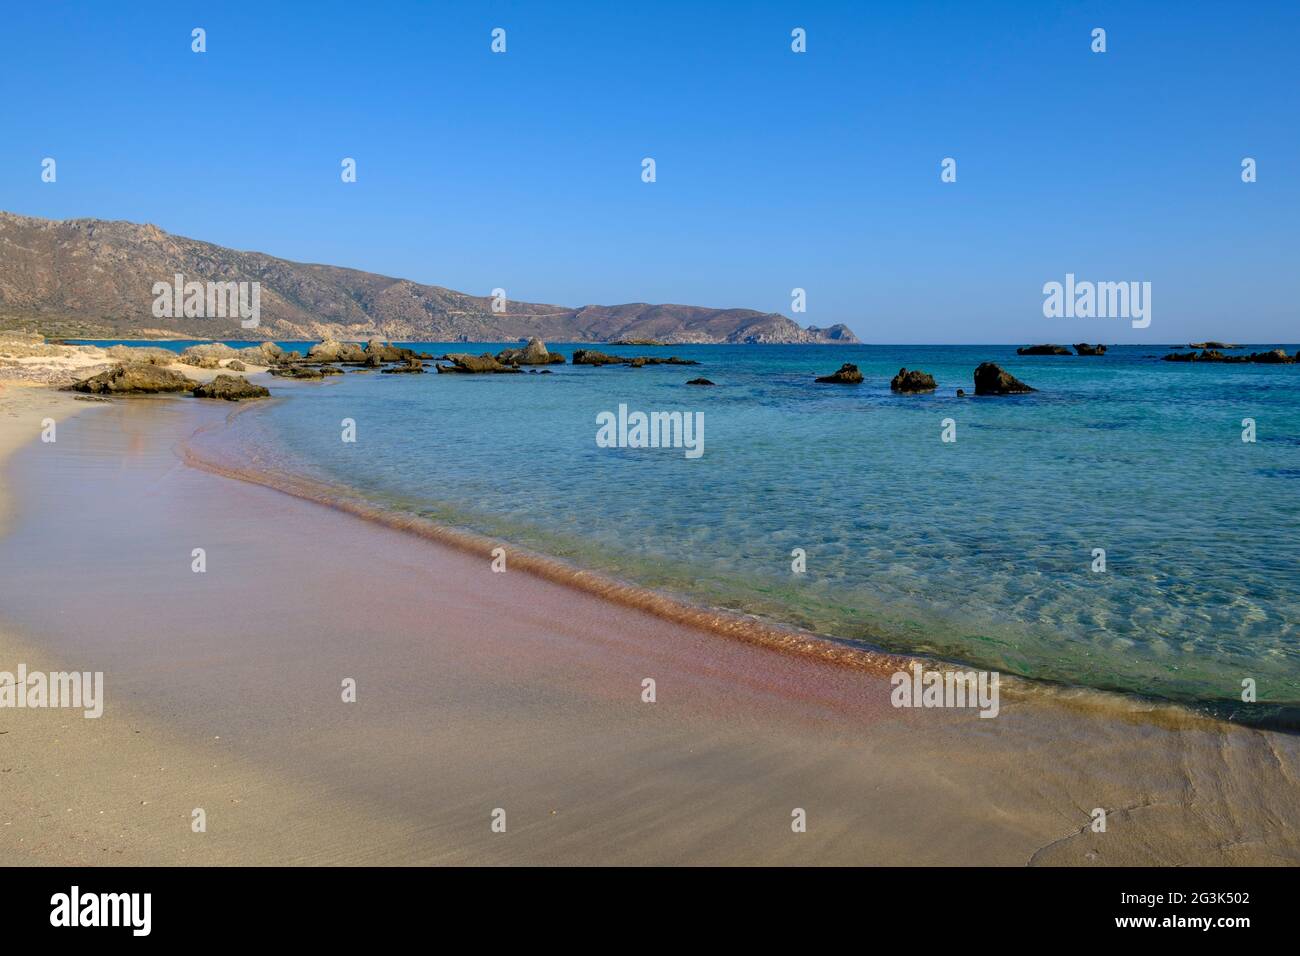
[1,1,1296,342]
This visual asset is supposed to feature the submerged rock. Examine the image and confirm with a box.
[191,374,270,401]
[815,363,863,384]
[974,362,1035,395]
[66,362,194,395]
[1073,343,1107,356]
[686,377,716,386]
[1016,344,1071,356]
[889,368,937,393]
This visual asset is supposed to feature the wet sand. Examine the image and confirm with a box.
[2,392,1299,865]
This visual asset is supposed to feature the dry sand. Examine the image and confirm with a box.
[1,368,1298,865]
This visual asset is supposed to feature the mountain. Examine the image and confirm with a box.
[0,212,858,344]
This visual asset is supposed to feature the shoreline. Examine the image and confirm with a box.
[181,400,1240,733]
[2,385,1299,863]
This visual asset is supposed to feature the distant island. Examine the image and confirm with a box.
[0,211,857,345]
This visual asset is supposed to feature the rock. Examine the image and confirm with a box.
[227,360,247,371]
[686,378,715,386]
[307,339,367,362]
[496,336,565,366]
[106,345,179,366]
[435,353,522,374]
[191,374,271,401]
[1162,349,1295,364]
[236,342,283,366]
[572,349,698,367]
[66,362,195,395]
[179,343,240,368]
[381,357,426,374]
[956,388,965,397]
[1016,345,1071,356]
[815,363,863,384]
[363,339,418,363]
[1073,343,1106,356]
[73,395,112,403]
[1188,342,1239,350]
[890,368,937,393]
[974,362,1035,395]
[268,365,325,379]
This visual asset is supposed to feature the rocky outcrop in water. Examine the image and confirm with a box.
[815,363,863,384]
[686,377,715,386]
[1074,343,1106,356]
[435,353,522,374]
[67,362,194,394]
[496,337,564,366]
[1188,341,1239,350]
[572,349,699,367]
[1016,345,1071,356]
[381,357,426,374]
[974,362,1035,395]
[889,368,937,393]
[191,374,270,400]
[1162,349,1295,364]
[269,365,326,379]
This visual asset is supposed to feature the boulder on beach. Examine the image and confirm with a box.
[435,353,522,374]
[237,342,284,366]
[889,368,937,393]
[496,336,565,366]
[227,359,247,371]
[191,374,270,401]
[1074,343,1106,356]
[1016,345,1071,356]
[106,345,179,366]
[179,343,241,368]
[815,363,863,384]
[66,362,195,395]
[974,362,1035,395]
[686,377,715,386]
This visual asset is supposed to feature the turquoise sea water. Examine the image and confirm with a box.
[88,341,1300,718]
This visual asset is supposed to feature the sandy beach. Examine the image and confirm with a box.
[2,346,1299,866]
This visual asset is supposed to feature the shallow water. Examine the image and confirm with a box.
[102,341,1300,713]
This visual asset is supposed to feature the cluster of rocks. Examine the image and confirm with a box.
[814,361,1035,396]
[571,349,699,368]
[1016,343,1106,356]
[1162,348,1294,364]
[66,363,269,401]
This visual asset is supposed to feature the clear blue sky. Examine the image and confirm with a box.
[1,1,1296,342]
